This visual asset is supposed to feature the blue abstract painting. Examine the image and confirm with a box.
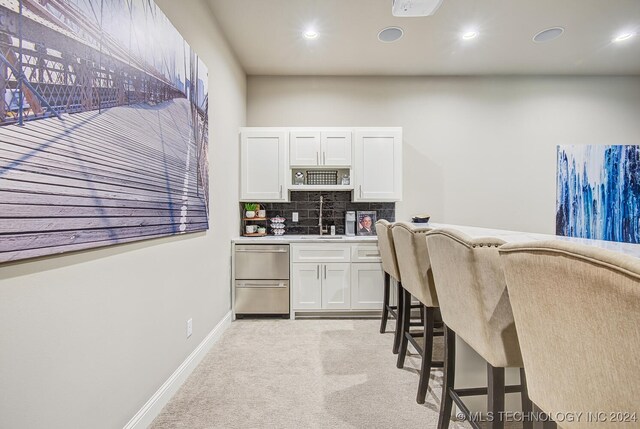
[556,145,640,243]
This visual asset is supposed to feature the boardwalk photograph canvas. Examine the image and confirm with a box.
[0,0,209,263]
[556,145,640,244]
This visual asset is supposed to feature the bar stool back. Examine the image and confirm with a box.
[425,228,531,429]
[392,222,441,404]
[499,240,640,428]
[375,220,403,353]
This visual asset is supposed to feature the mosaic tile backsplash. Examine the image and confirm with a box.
[242,191,395,235]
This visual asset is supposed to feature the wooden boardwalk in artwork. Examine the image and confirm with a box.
[0,98,208,262]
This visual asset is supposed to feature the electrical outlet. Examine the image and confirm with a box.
[292,212,299,222]
[186,318,193,338]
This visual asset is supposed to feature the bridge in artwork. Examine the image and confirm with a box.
[0,0,209,263]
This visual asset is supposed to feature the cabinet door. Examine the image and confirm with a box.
[240,131,287,201]
[321,131,352,166]
[291,263,322,310]
[350,263,384,310]
[290,132,321,166]
[354,129,402,201]
[321,263,351,310]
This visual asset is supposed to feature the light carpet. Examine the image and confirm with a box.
[149,319,474,429]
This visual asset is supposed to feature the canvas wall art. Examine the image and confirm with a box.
[556,145,640,243]
[0,0,209,263]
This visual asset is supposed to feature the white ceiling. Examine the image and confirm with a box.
[207,0,640,76]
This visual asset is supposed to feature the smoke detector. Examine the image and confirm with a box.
[392,0,443,17]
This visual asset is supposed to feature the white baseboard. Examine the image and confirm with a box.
[123,311,232,429]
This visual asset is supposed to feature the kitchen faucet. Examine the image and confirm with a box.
[318,195,328,236]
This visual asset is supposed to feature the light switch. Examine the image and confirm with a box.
[292,212,299,222]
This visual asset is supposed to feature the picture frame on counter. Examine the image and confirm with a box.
[357,211,377,236]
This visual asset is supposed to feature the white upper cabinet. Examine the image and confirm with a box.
[240,129,288,201]
[289,130,352,167]
[290,132,321,166]
[321,131,352,166]
[240,127,401,200]
[354,128,403,202]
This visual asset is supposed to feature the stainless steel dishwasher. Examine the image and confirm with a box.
[234,244,290,316]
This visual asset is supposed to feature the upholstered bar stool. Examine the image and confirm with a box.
[425,228,532,429]
[375,220,424,354]
[375,219,404,353]
[392,222,443,404]
[500,240,640,429]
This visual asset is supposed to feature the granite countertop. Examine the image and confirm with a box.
[232,235,378,244]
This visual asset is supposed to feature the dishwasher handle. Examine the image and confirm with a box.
[236,281,288,288]
[236,248,288,253]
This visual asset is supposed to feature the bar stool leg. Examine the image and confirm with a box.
[437,325,456,429]
[396,288,412,368]
[380,272,391,334]
[392,281,404,354]
[488,364,506,429]
[417,305,435,404]
[520,368,533,429]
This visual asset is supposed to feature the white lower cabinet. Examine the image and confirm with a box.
[291,243,382,314]
[291,262,350,310]
[350,263,384,309]
[322,263,351,309]
[291,263,322,309]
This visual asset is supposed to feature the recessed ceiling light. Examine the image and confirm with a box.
[533,27,565,43]
[613,33,635,43]
[378,26,404,43]
[462,31,478,40]
[303,30,318,40]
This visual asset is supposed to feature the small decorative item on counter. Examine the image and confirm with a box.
[245,224,257,234]
[257,226,267,234]
[294,171,305,186]
[411,214,431,224]
[244,202,258,218]
[270,216,286,236]
[258,207,266,218]
[341,173,350,185]
[357,210,377,236]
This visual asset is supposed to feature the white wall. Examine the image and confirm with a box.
[0,2,245,428]
[248,75,640,233]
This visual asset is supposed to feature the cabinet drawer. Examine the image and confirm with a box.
[351,244,381,263]
[291,244,351,263]
[235,281,289,314]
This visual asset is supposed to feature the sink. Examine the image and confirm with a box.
[299,235,344,240]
